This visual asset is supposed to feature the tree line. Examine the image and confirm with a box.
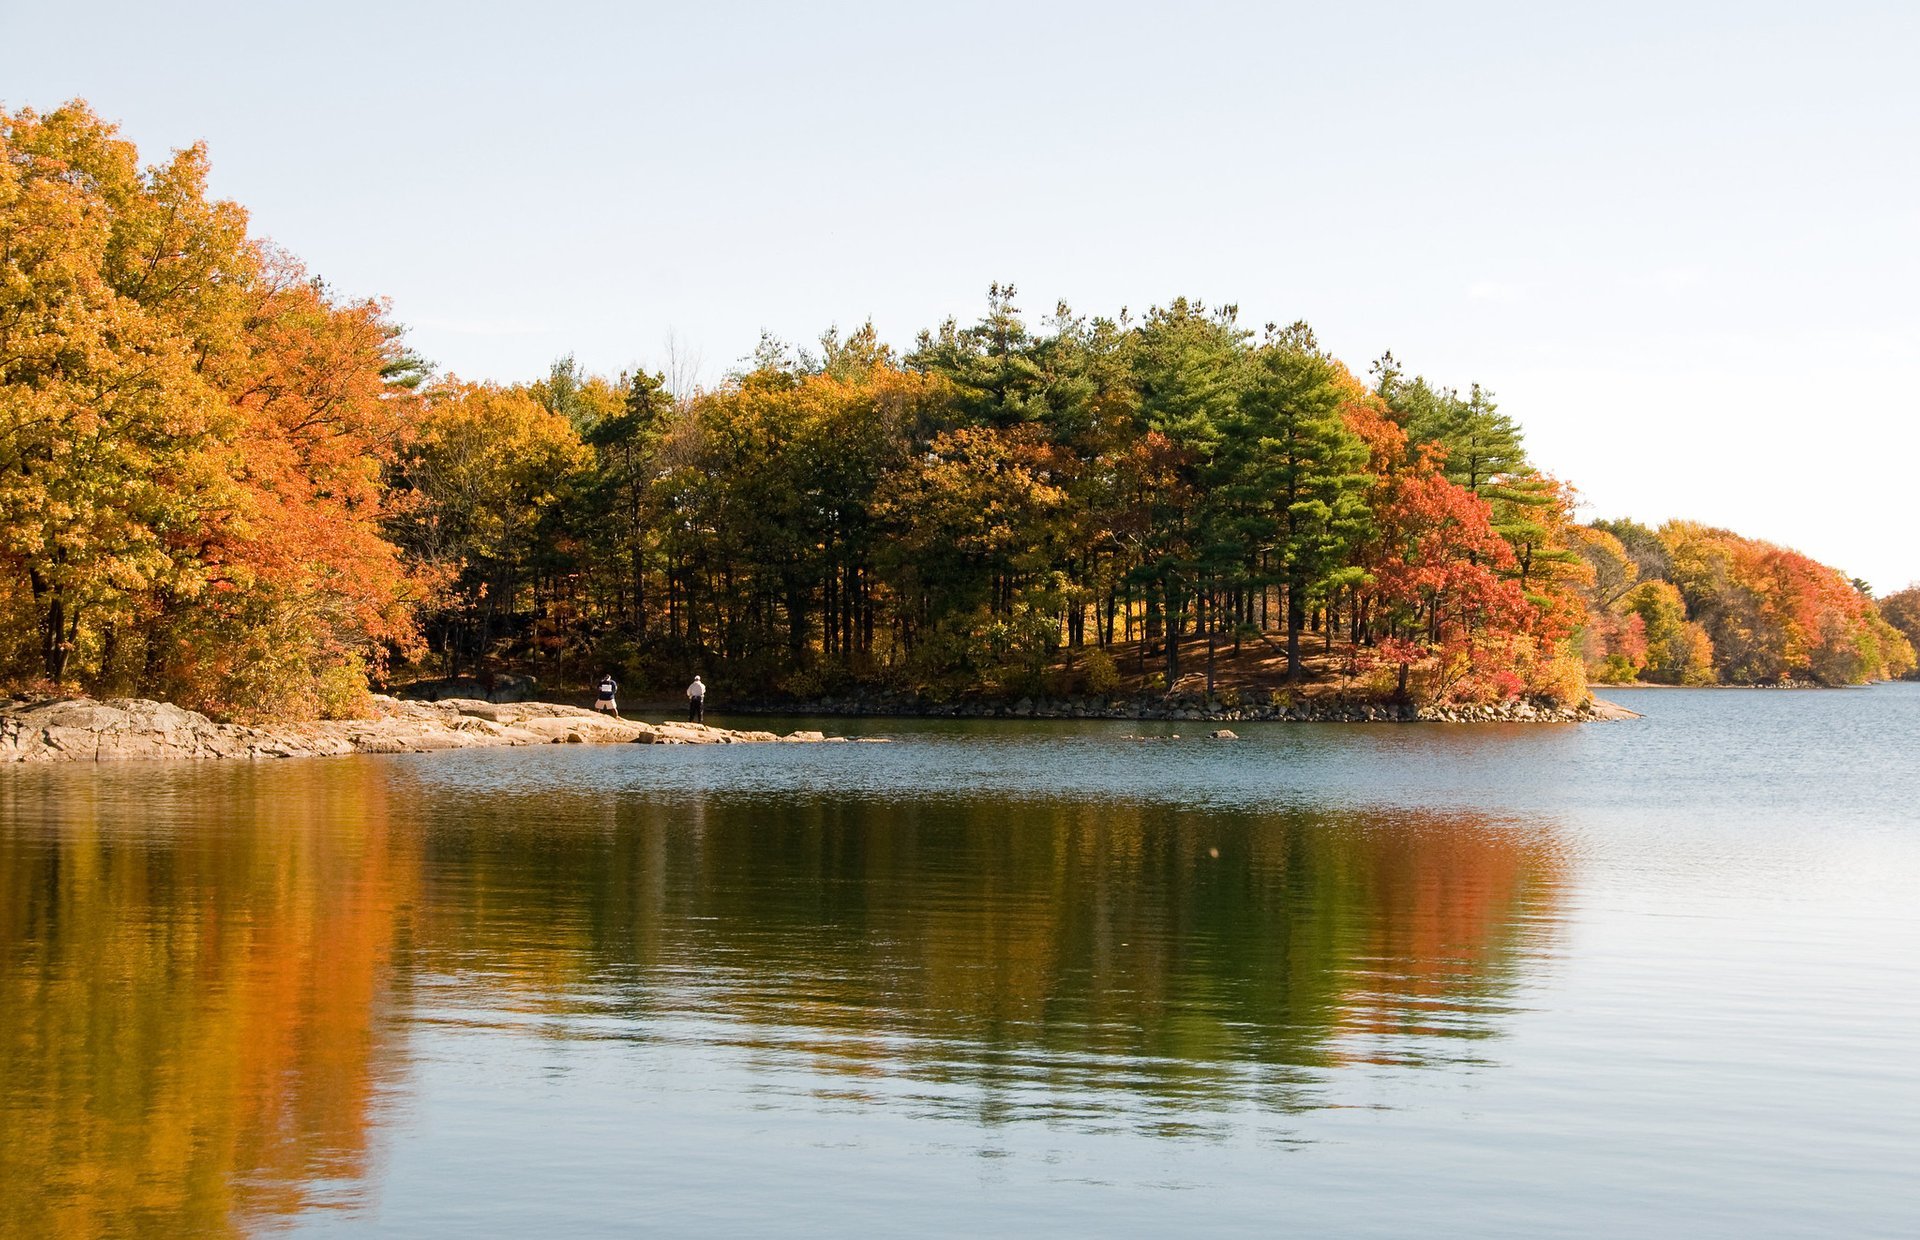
[389,292,1603,708]
[1575,520,1915,687]
[3,103,1914,718]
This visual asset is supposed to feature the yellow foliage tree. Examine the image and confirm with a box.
[0,102,424,716]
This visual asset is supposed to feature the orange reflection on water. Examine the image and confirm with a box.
[0,765,418,1239]
[0,763,1569,1233]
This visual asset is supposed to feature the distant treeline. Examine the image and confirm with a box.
[1577,522,1915,687]
[3,103,1915,719]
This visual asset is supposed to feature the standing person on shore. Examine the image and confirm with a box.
[686,675,706,724]
[594,672,620,718]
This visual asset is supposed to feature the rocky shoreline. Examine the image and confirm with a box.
[0,688,1640,765]
[737,690,1639,724]
[0,696,855,764]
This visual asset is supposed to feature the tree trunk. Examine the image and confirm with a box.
[1286,572,1306,683]
[1205,590,1217,697]
[1164,581,1180,683]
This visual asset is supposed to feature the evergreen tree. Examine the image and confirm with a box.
[1124,299,1248,680]
[1235,336,1374,680]
[908,283,1045,427]
[581,369,672,633]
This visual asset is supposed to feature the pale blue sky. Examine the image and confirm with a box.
[8,0,1917,588]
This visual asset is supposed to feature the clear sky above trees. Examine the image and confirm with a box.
[6,0,1916,589]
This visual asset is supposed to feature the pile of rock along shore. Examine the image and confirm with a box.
[746,690,1636,724]
[0,696,855,764]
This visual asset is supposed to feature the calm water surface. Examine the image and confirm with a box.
[2,686,1917,1237]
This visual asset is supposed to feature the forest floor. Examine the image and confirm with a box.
[399,630,1395,711]
[389,633,1634,722]
[1059,630,1387,703]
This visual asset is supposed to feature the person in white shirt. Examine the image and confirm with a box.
[686,675,706,723]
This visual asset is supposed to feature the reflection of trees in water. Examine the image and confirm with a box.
[0,772,1566,1232]
[426,793,1568,1123]
[0,765,419,1238]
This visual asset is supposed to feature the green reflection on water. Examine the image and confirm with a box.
[0,759,1566,1236]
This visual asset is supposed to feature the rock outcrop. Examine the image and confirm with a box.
[0,698,268,763]
[0,696,841,764]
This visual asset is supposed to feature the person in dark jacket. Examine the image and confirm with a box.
[594,673,620,717]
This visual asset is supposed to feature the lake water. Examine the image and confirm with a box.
[2,685,1917,1237]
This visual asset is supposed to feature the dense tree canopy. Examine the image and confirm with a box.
[375,288,1601,707]
[3,104,1911,717]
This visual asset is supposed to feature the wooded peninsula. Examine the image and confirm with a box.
[5,103,1917,722]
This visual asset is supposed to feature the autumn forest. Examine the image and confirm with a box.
[4,102,1916,720]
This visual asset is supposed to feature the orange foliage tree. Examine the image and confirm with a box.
[0,103,423,717]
